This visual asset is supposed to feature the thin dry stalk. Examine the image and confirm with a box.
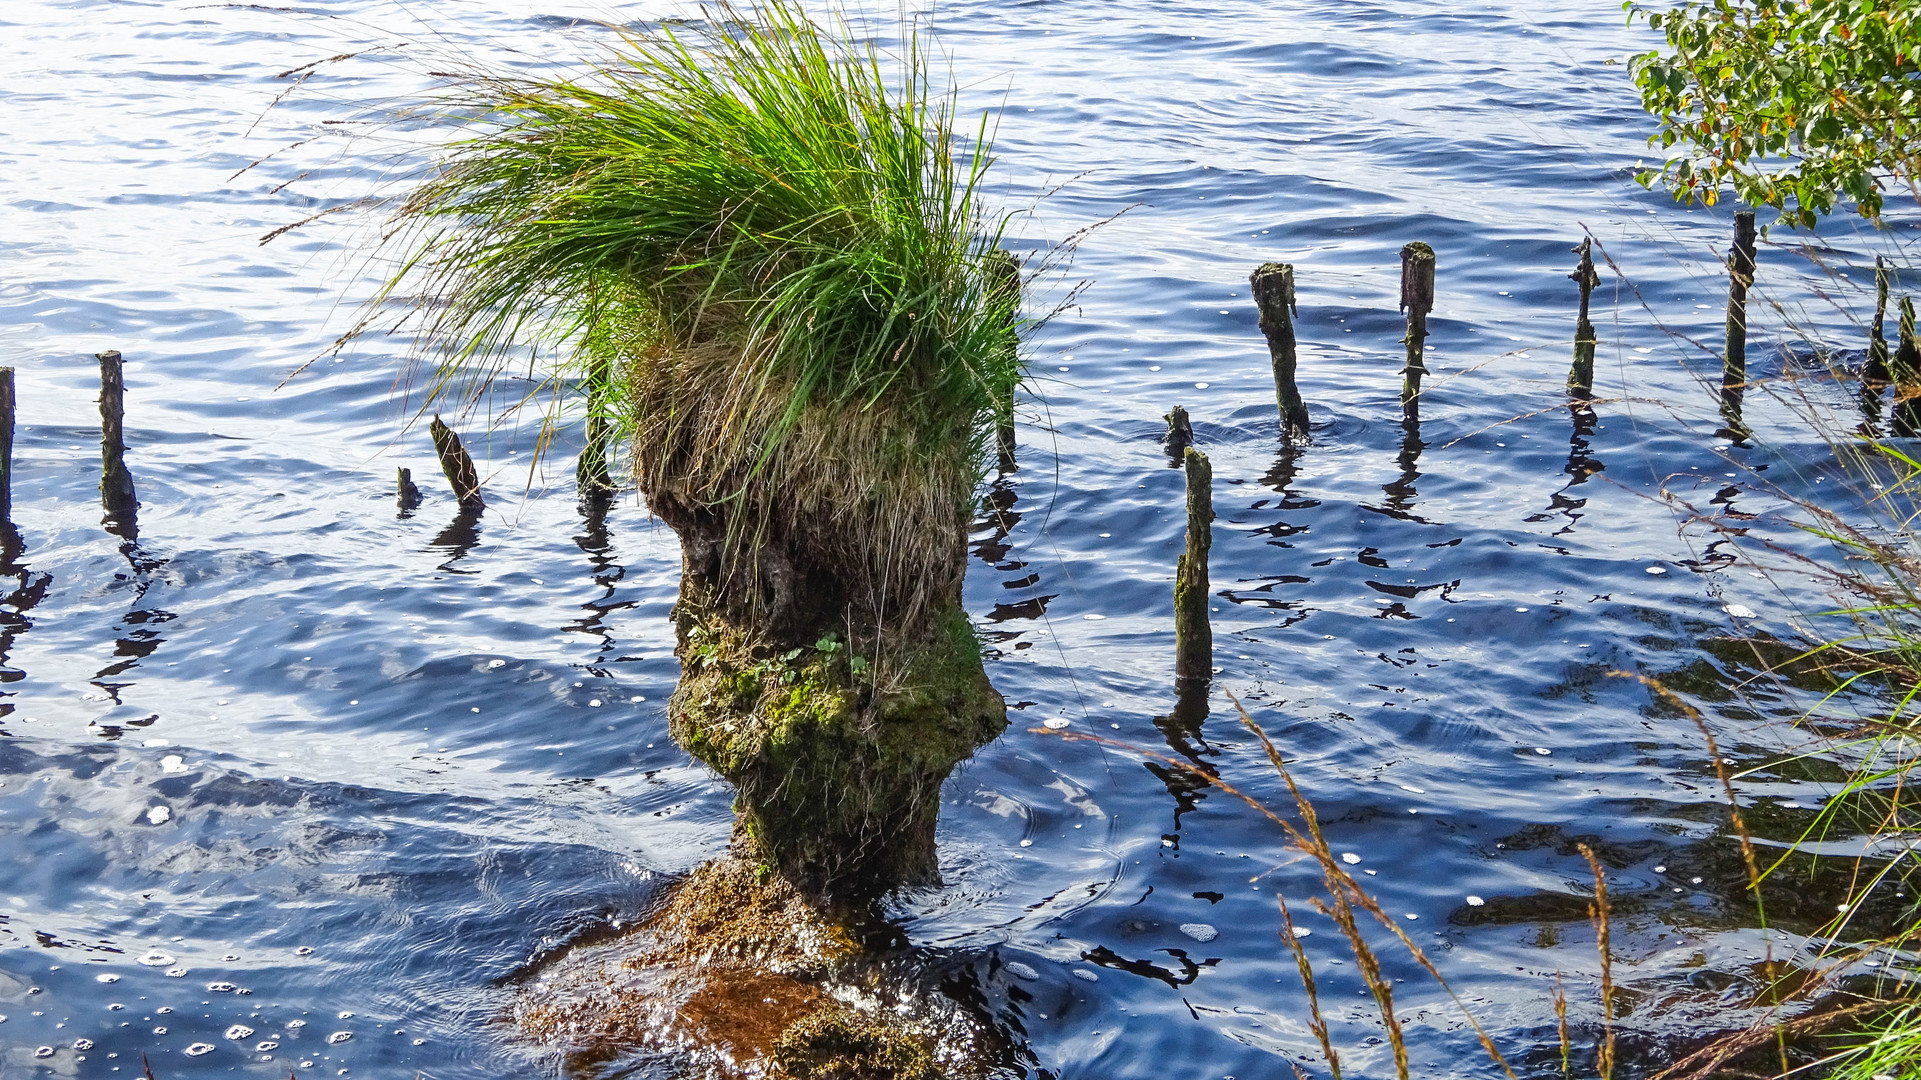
[1579,843,1616,1080]
[1309,892,1407,1078]
[1553,971,1571,1079]
[1231,699,1517,1078]
[1626,673,1801,1077]
[1277,890,1341,1080]
[1037,706,1520,1080]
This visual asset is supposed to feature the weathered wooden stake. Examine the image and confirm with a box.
[0,367,14,533]
[988,250,1021,472]
[1173,445,1213,684]
[576,349,614,495]
[1164,404,1194,457]
[1399,243,1435,421]
[1867,255,1892,382]
[1568,238,1601,398]
[396,467,422,511]
[98,350,138,528]
[1250,262,1310,439]
[1721,212,1758,431]
[1896,296,1921,386]
[429,415,484,510]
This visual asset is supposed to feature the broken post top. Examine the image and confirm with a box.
[429,414,485,510]
[1164,404,1193,452]
[1249,263,1297,320]
[1399,242,1435,313]
[1570,237,1600,291]
[1730,211,1758,271]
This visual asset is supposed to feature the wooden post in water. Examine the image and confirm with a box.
[576,349,614,496]
[1896,296,1921,386]
[1164,404,1194,457]
[1568,238,1601,398]
[1250,262,1310,439]
[1867,255,1892,382]
[1399,243,1435,422]
[1721,212,1758,432]
[98,350,138,530]
[1173,445,1213,684]
[0,367,13,536]
[396,467,422,512]
[429,415,484,510]
[988,250,1021,472]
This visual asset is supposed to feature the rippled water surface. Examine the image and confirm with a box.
[4,0,1916,1076]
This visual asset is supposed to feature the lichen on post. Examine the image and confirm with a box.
[1250,262,1310,439]
[1173,446,1213,685]
[1399,243,1435,422]
[1568,238,1600,398]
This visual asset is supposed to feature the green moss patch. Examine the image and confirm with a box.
[670,606,1006,896]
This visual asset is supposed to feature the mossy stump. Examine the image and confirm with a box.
[669,600,1006,899]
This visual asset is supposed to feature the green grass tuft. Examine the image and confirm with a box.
[376,0,1020,461]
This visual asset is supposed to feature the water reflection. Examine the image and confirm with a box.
[564,492,630,665]
[1529,402,1605,534]
[0,548,51,727]
[89,607,174,708]
[429,506,484,569]
[1144,678,1217,844]
[1378,416,1425,521]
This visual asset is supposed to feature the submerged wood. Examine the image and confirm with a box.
[1569,238,1601,398]
[429,415,484,510]
[1399,243,1435,422]
[1867,255,1892,382]
[1721,212,1757,433]
[97,350,137,532]
[1250,262,1310,439]
[1173,446,1213,684]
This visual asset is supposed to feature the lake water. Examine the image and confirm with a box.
[3,1,1914,1077]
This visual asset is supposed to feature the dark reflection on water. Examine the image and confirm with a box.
[3,0,1916,1077]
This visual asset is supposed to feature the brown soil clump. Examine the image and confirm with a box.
[517,858,995,1080]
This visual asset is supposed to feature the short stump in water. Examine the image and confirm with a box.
[670,605,1007,899]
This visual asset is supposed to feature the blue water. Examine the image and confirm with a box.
[3,0,1916,1076]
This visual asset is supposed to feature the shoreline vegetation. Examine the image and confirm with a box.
[315,0,1921,1076]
